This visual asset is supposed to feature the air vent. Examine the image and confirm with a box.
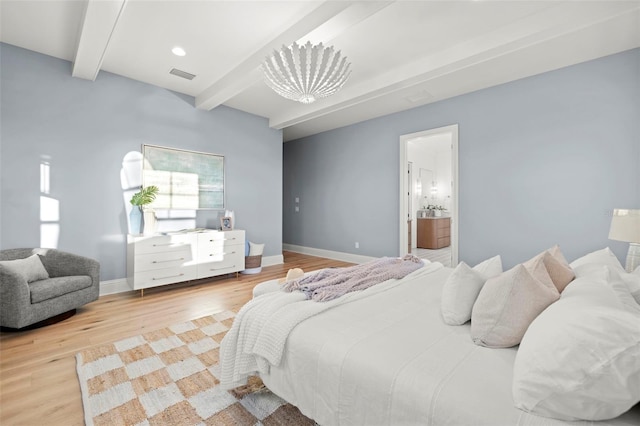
[169,68,196,80]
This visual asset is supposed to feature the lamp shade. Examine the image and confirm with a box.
[261,41,351,104]
[608,209,640,243]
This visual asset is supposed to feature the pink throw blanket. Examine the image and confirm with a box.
[282,255,424,302]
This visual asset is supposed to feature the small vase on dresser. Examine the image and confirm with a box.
[129,206,144,235]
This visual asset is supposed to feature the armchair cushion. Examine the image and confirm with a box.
[0,254,49,283]
[29,276,93,304]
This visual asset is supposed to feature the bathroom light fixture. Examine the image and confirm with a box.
[171,46,186,57]
[608,208,640,272]
[261,41,351,104]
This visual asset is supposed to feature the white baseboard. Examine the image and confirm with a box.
[99,278,132,296]
[282,244,376,264]
[262,254,284,267]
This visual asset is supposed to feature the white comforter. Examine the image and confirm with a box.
[219,261,444,389]
[256,266,640,426]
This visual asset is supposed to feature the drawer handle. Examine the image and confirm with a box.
[210,265,235,271]
[209,251,236,256]
[153,243,185,247]
[152,258,184,264]
[152,273,184,280]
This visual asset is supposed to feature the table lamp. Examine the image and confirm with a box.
[608,209,640,272]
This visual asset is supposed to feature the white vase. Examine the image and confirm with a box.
[143,210,157,235]
[434,210,442,217]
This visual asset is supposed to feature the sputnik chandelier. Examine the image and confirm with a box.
[261,41,351,104]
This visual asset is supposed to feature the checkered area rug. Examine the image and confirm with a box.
[75,310,315,425]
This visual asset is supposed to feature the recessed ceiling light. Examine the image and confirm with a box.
[172,47,186,57]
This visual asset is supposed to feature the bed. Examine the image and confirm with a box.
[220,255,640,425]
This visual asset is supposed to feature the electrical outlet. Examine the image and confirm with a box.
[355,242,359,249]
[295,206,299,212]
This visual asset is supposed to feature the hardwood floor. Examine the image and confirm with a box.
[0,251,352,426]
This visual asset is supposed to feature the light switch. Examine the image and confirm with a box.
[295,206,299,212]
[295,197,300,203]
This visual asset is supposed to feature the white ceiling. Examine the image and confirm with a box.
[2,0,639,141]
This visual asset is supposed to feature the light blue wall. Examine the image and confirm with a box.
[284,48,640,268]
[0,43,283,281]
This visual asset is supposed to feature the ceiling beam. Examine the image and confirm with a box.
[72,0,128,81]
[297,1,394,45]
[195,1,393,111]
[268,1,640,130]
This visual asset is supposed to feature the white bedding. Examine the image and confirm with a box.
[255,266,640,426]
[220,261,444,389]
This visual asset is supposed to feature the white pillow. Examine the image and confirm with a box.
[575,263,640,308]
[248,242,265,256]
[441,256,502,325]
[0,254,49,283]
[569,247,625,273]
[571,262,612,279]
[622,273,640,305]
[626,266,640,303]
[470,258,559,348]
[513,278,640,421]
[472,255,503,278]
[605,267,640,311]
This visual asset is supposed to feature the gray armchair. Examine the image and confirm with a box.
[0,248,100,329]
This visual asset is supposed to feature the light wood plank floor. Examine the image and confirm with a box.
[0,251,352,426]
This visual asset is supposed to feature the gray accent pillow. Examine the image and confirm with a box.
[0,254,50,283]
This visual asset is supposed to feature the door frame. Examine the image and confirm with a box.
[399,124,459,265]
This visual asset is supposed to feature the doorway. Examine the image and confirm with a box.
[399,124,458,266]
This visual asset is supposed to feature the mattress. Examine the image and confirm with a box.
[258,266,640,426]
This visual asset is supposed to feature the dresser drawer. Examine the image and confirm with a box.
[436,227,450,238]
[222,230,245,246]
[197,250,245,278]
[134,249,196,273]
[134,234,195,255]
[198,230,244,248]
[133,265,197,290]
[436,218,451,229]
[197,245,244,262]
[437,237,451,248]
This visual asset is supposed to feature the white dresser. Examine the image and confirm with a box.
[127,230,245,293]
